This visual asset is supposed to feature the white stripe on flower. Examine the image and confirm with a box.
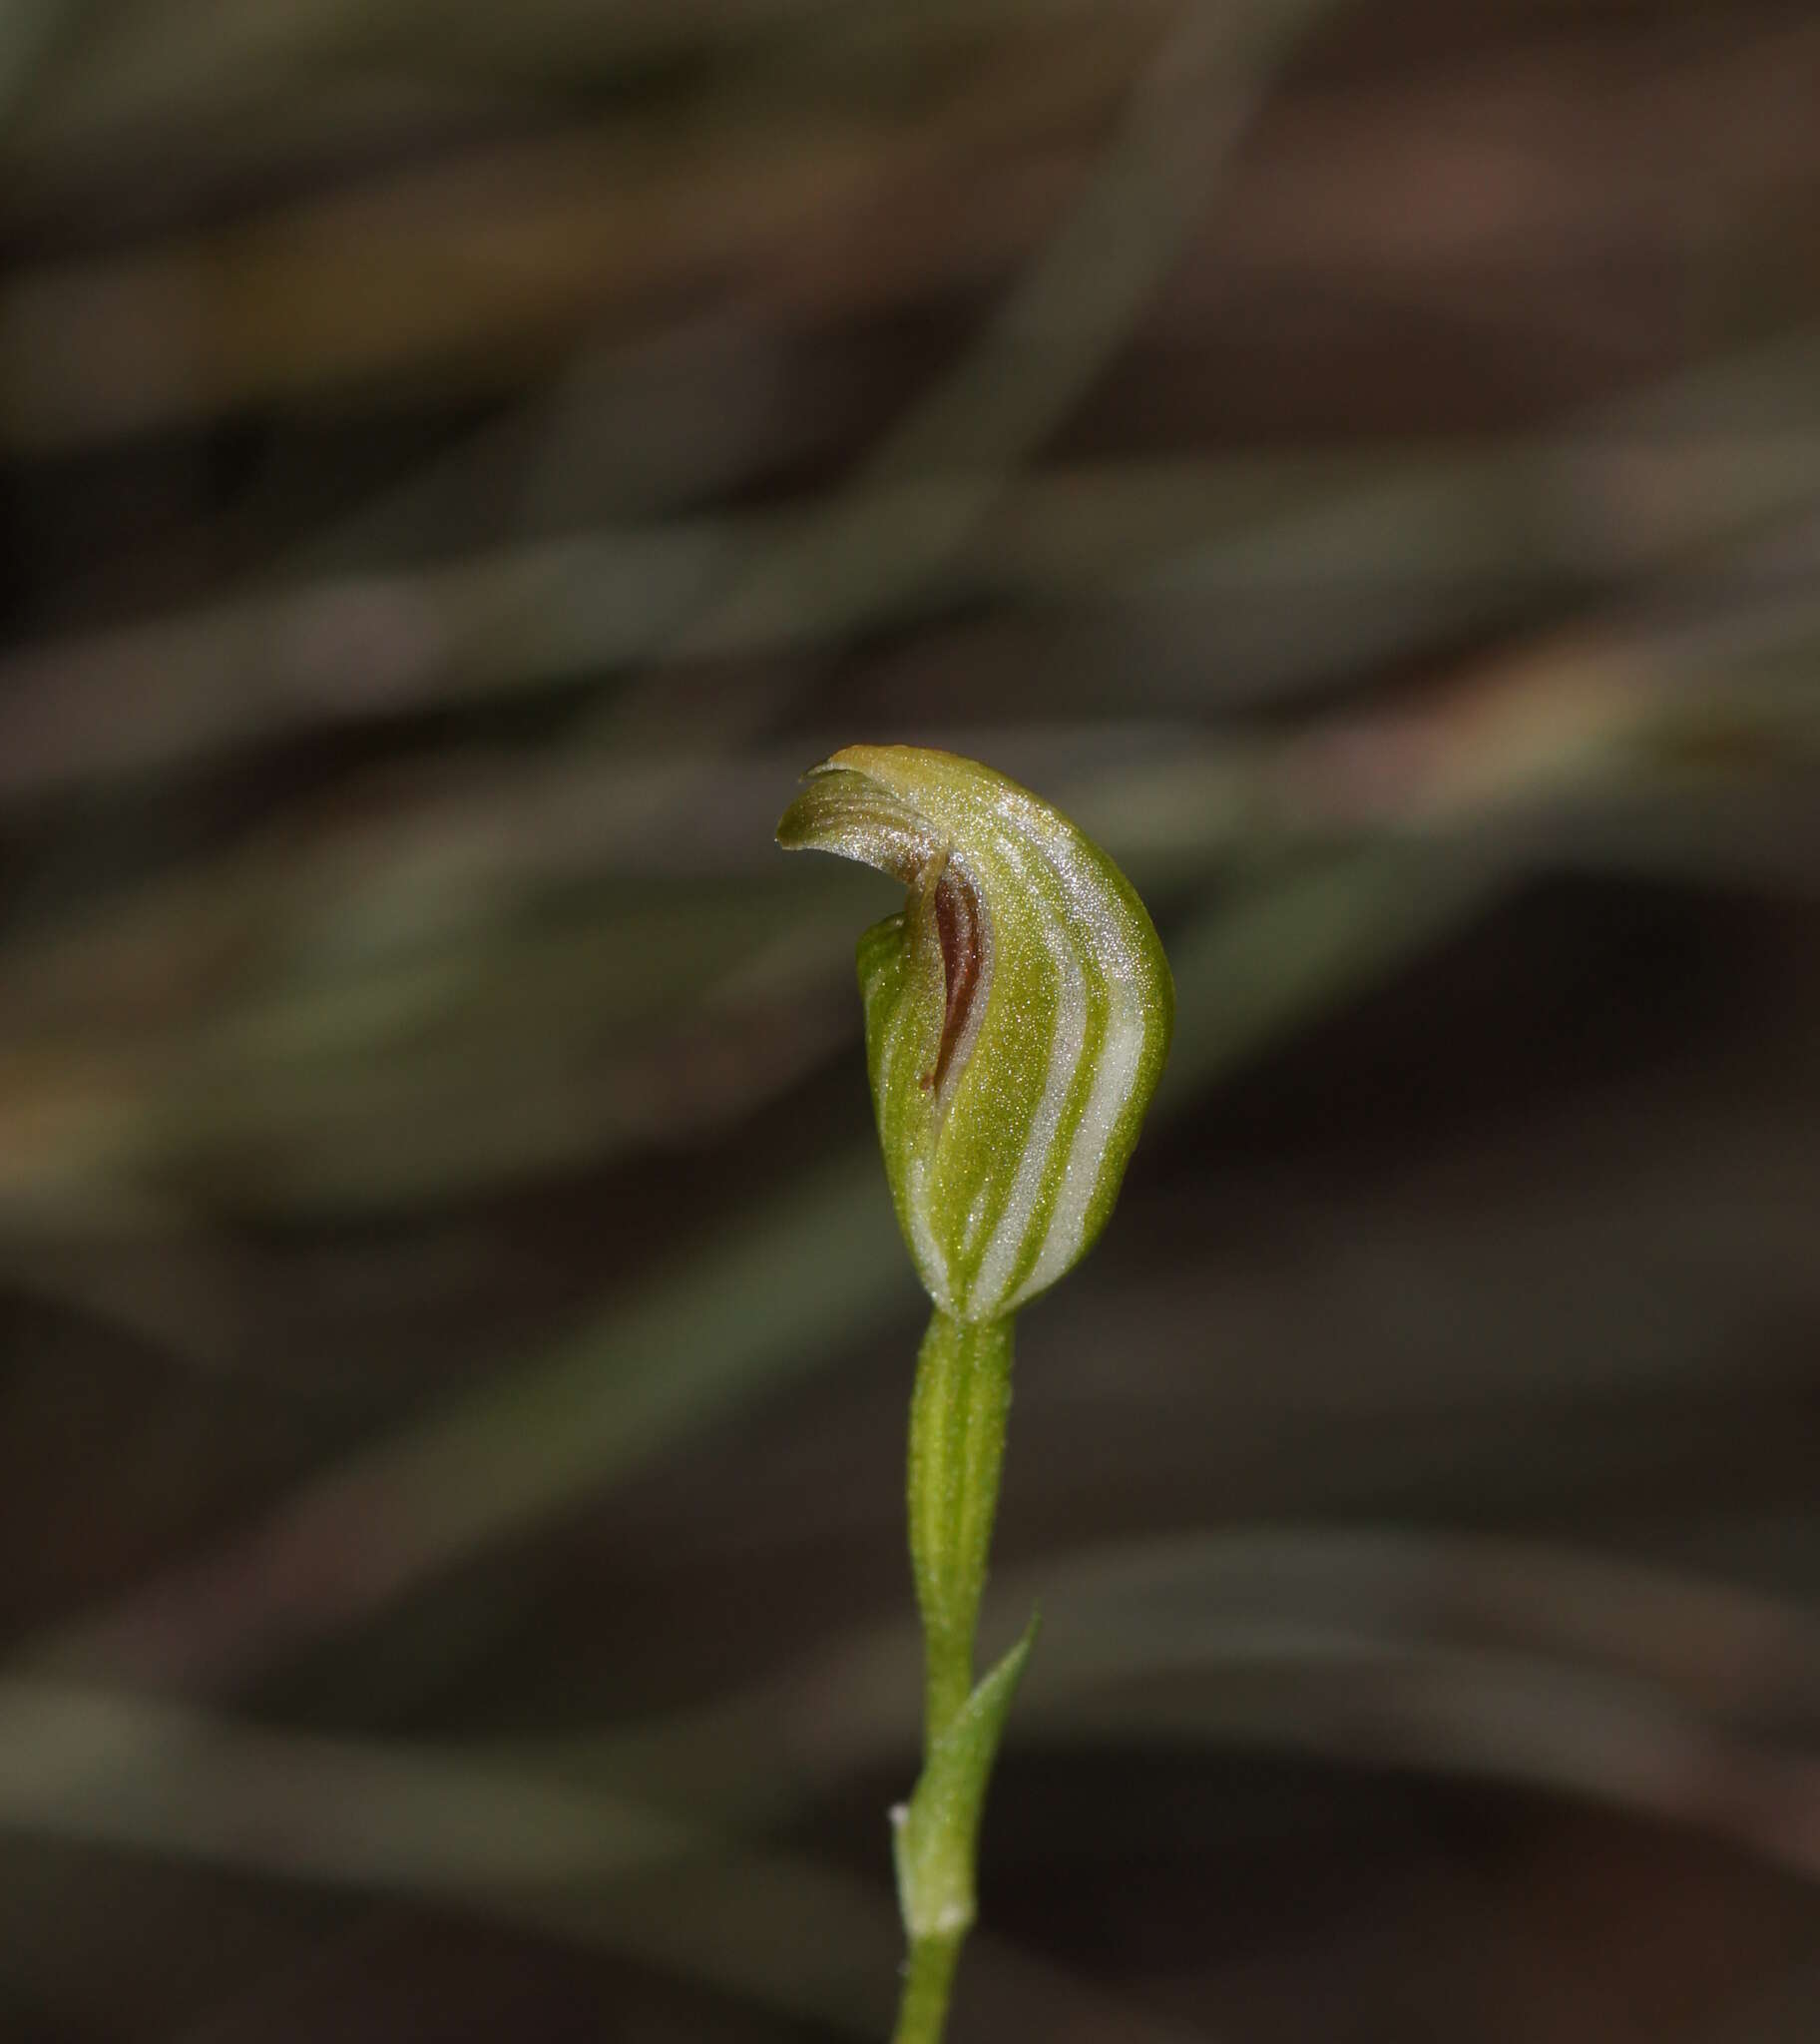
[964,816,1085,1314]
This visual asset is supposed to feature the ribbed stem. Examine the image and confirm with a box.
[906,1310,1014,1749]
[892,1309,1016,2044]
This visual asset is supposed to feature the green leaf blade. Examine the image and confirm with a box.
[891,1613,1040,1941]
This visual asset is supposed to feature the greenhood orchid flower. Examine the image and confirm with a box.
[777,745,1173,1323]
[777,745,1171,2044]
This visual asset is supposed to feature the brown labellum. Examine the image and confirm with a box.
[928,859,983,1094]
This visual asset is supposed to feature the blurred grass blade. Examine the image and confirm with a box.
[0,1678,1219,2044]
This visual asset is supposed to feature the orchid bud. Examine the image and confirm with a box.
[777,745,1172,1323]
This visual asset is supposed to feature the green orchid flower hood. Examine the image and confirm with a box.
[777,746,1172,1323]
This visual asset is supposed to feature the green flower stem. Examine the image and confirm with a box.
[908,1309,1014,1747]
[892,1930,964,2044]
[892,1308,1024,2044]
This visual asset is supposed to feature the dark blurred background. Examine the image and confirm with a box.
[3,0,1820,2037]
